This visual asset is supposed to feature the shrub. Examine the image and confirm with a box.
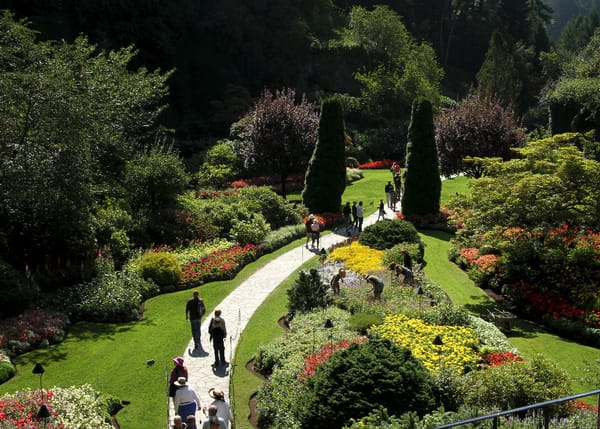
[229,213,271,244]
[348,312,383,334]
[136,251,182,287]
[457,355,572,416]
[259,225,305,254]
[359,219,422,250]
[346,156,359,168]
[42,270,157,323]
[0,258,39,309]
[346,168,364,184]
[287,269,331,314]
[238,186,302,229]
[383,242,424,266]
[0,351,16,384]
[0,309,70,355]
[297,339,436,428]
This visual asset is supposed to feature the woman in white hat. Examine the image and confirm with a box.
[173,377,201,421]
[206,388,233,428]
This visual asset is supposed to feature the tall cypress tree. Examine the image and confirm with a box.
[302,97,346,213]
[401,98,441,217]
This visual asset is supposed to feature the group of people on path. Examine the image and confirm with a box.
[169,358,233,429]
[341,200,365,234]
[171,290,232,428]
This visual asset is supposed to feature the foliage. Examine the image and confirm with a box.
[371,314,480,375]
[457,355,572,415]
[136,251,182,288]
[359,219,422,250]
[233,88,319,198]
[383,242,424,267]
[41,270,157,323]
[0,351,15,384]
[342,5,443,127]
[296,339,436,428]
[287,269,331,314]
[0,385,113,428]
[0,258,39,310]
[302,97,347,213]
[178,244,260,287]
[328,241,384,274]
[196,140,240,189]
[229,214,271,244]
[402,98,441,217]
[476,31,522,109]
[545,28,600,137]
[259,225,306,254]
[299,337,368,381]
[435,92,525,178]
[0,12,172,274]
[451,133,600,232]
[237,187,302,229]
[0,309,69,356]
[347,312,383,334]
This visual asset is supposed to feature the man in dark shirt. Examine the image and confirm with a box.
[185,290,206,351]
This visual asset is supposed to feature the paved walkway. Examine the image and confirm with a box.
[168,206,393,427]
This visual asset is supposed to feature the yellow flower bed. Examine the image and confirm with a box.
[328,241,384,274]
[372,314,479,375]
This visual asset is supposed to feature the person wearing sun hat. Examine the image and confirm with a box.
[169,356,188,398]
[205,387,233,428]
[173,376,201,421]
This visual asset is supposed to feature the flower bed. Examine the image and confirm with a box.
[371,313,480,375]
[0,310,69,355]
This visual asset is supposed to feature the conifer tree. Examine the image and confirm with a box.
[302,97,346,213]
[401,98,441,217]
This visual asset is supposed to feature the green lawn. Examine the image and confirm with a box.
[0,238,307,428]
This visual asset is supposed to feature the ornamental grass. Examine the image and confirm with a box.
[372,313,479,375]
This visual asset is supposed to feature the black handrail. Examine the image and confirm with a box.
[435,389,600,429]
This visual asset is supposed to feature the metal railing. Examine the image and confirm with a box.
[435,389,600,429]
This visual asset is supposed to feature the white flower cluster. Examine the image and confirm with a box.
[50,384,113,428]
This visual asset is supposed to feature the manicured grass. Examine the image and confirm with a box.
[230,257,319,429]
[287,168,394,216]
[0,238,307,428]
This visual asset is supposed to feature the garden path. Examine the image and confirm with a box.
[168,205,393,428]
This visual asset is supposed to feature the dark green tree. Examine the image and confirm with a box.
[401,98,441,217]
[302,98,347,213]
[476,31,522,108]
[287,269,330,314]
[297,338,435,429]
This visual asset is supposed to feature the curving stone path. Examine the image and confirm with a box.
[168,206,392,427]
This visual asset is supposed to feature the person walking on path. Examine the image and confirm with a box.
[173,377,201,422]
[310,219,320,248]
[356,201,364,232]
[205,388,233,429]
[343,202,351,234]
[351,201,358,228]
[169,357,189,399]
[377,199,386,221]
[385,181,394,208]
[304,215,314,248]
[208,310,228,367]
[202,405,227,429]
[186,290,206,352]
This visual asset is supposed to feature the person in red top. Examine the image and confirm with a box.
[169,356,189,398]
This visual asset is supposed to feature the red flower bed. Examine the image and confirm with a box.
[358,159,398,169]
[0,390,60,428]
[510,280,586,321]
[0,310,69,355]
[298,337,367,381]
[180,244,260,286]
[480,351,523,367]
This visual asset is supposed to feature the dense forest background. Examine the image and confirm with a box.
[1,0,598,158]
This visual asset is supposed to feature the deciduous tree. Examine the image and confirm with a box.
[234,88,319,198]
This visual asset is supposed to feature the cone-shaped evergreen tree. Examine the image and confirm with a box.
[401,98,441,216]
[302,97,346,213]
